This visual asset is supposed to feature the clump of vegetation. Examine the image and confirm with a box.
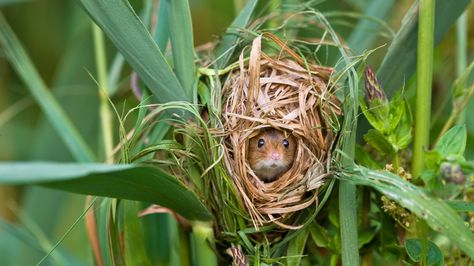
[0,0,473,265]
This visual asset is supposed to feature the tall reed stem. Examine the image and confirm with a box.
[412,1,436,265]
[412,0,435,179]
[456,12,468,123]
[92,23,114,163]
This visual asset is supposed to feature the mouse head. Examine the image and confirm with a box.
[247,128,297,181]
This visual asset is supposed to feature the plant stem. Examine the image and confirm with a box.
[191,222,218,266]
[456,11,468,123]
[392,150,399,171]
[412,0,435,179]
[92,23,114,163]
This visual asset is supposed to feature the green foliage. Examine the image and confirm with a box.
[339,165,474,258]
[287,227,310,266]
[77,0,192,103]
[404,239,444,266]
[423,125,468,193]
[0,13,95,162]
[446,200,474,212]
[167,0,196,97]
[123,201,153,266]
[215,0,258,68]
[0,163,211,221]
[1,0,474,265]
[435,125,467,157]
[377,0,470,96]
[363,129,393,155]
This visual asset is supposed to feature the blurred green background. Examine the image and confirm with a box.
[1,0,473,265]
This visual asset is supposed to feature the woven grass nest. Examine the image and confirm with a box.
[221,34,343,229]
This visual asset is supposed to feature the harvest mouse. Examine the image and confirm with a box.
[248,128,297,182]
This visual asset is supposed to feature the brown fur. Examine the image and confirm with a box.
[248,129,296,182]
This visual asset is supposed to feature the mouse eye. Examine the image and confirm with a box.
[282,139,289,148]
[257,139,265,148]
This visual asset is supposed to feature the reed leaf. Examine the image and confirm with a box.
[76,0,190,103]
[123,201,153,266]
[339,164,474,258]
[0,163,211,221]
[167,0,196,99]
[215,0,258,68]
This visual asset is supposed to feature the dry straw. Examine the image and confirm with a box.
[222,33,342,229]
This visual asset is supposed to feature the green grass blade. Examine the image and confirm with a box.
[339,165,474,258]
[77,0,190,103]
[154,0,170,52]
[339,182,359,266]
[123,201,152,266]
[377,0,470,95]
[0,12,95,163]
[167,0,195,100]
[0,162,211,221]
[215,0,258,68]
[92,23,114,163]
[286,227,309,266]
[142,213,181,266]
[317,9,362,264]
[446,200,474,212]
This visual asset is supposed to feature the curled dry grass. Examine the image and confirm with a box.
[222,33,342,229]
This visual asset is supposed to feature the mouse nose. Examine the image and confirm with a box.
[270,152,281,160]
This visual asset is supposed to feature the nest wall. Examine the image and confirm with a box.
[222,34,342,228]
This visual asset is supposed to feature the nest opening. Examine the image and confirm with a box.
[222,34,342,229]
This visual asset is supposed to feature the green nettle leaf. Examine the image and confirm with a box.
[387,91,405,132]
[420,169,440,191]
[0,163,211,221]
[360,97,385,132]
[389,100,412,150]
[355,145,383,169]
[404,239,444,266]
[424,150,442,170]
[434,125,467,157]
[363,129,394,155]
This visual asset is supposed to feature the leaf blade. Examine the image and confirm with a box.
[434,124,467,157]
[339,165,474,258]
[77,0,190,103]
[215,0,258,68]
[0,162,211,221]
[167,0,196,99]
